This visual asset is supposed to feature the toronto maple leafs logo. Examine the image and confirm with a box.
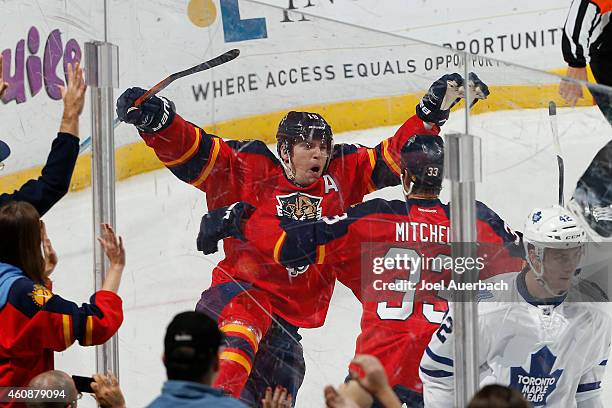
[532,211,542,223]
[510,346,563,406]
[276,192,322,221]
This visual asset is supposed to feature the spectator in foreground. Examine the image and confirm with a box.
[0,201,124,396]
[91,372,126,408]
[467,384,531,408]
[0,55,86,216]
[146,311,247,407]
[25,370,126,408]
[261,385,293,408]
[324,355,402,408]
[26,370,79,408]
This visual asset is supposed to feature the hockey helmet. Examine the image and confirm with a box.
[400,134,444,192]
[276,111,334,178]
[523,206,586,250]
[523,205,586,295]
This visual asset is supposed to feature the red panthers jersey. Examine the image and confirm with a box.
[0,263,123,397]
[245,198,523,392]
[139,114,439,328]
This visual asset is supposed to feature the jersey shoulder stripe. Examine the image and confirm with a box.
[419,366,453,378]
[425,346,454,367]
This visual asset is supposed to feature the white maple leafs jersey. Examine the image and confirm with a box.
[419,271,612,408]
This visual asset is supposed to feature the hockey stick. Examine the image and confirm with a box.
[79,49,240,153]
[549,101,564,206]
[130,48,240,109]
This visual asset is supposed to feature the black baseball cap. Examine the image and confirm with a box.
[164,311,223,364]
[0,140,10,162]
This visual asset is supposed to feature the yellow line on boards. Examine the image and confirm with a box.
[0,74,596,195]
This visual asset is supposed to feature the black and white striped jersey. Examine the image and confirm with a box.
[562,0,612,67]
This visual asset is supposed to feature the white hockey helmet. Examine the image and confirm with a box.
[523,205,586,250]
[523,205,586,295]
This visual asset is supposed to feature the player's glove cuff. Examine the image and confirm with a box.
[116,87,176,133]
[196,202,255,255]
[466,72,490,108]
[279,218,318,267]
[416,73,464,127]
[136,96,176,133]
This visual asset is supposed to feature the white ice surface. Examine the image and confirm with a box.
[43,106,612,407]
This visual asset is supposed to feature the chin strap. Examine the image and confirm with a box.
[279,142,298,183]
[400,173,413,197]
[526,247,570,298]
[282,156,311,188]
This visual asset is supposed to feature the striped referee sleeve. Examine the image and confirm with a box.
[563,0,602,67]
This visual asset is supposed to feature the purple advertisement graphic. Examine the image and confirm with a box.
[1,26,81,104]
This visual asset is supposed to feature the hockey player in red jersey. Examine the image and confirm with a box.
[116,73,482,405]
[198,133,522,407]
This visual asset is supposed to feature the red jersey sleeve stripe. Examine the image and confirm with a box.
[62,315,72,348]
[220,350,252,374]
[220,323,259,353]
[273,231,287,264]
[316,245,326,264]
[85,316,93,346]
[367,181,376,193]
[367,148,376,171]
[162,127,202,167]
[366,149,377,192]
[382,139,402,176]
[190,137,221,187]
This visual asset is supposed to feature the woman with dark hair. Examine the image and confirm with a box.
[0,201,124,395]
[468,384,531,408]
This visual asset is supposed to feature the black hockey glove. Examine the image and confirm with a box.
[466,72,490,108]
[116,87,176,133]
[196,202,255,255]
[277,217,319,268]
[416,73,464,127]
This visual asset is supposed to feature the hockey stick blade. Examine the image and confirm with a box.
[548,101,564,206]
[133,49,240,107]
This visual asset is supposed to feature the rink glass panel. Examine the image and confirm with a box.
[5,0,612,406]
[464,53,612,406]
[1,1,105,406]
[106,4,471,406]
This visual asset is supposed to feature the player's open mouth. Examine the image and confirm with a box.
[310,166,321,174]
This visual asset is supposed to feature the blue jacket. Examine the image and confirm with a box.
[0,262,24,309]
[146,380,247,408]
[0,133,78,216]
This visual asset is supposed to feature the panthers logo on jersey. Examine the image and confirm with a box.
[30,284,53,307]
[276,192,322,221]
